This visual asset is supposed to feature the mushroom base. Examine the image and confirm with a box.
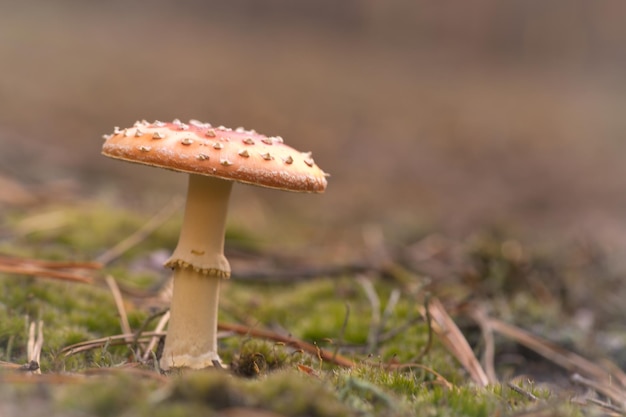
[160,267,223,370]
[161,351,224,370]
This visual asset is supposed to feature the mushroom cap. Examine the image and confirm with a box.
[102,120,328,193]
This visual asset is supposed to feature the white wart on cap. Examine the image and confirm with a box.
[102,119,328,193]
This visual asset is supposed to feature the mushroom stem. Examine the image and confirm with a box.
[165,175,233,275]
[161,267,222,369]
[161,174,233,370]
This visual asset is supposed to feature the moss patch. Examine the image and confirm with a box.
[0,200,620,416]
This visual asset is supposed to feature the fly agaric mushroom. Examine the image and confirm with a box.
[101,119,328,370]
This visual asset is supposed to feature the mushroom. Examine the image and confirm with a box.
[101,119,328,370]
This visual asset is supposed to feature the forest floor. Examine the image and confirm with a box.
[1,2,626,416]
[1,184,625,416]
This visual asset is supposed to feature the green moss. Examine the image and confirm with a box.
[166,370,245,408]
[230,339,292,377]
[0,273,148,370]
[0,200,597,417]
[222,278,372,346]
[247,371,354,417]
[139,402,216,417]
[164,369,355,416]
[55,374,158,417]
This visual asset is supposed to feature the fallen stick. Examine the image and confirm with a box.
[217,322,356,368]
[0,255,102,270]
[61,322,356,368]
[418,297,490,387]
[487,318,619,385]
[0,264,94,284]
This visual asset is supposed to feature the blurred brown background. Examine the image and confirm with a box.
[2,0,626,247]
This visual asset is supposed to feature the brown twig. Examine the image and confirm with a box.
[26,320,44,374]
[470,306,498,383]
[418,297,489,387]
[105,275,133,343]
[581,396,625,415]
[142,311,170,362]
[217,322,356,368]
[602,359,626,391]
[60,322,356,368]
[0,255,102,270]
[60,332,165,357]
[487,318,622,386]
[0,264,94,284]
[507,381,539,401]
[484,317,626,409]
[571,373,626,410]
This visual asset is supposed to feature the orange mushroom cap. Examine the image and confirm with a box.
[102,119,328,193]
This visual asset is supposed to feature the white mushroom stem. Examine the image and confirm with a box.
[165,175,233,275]
[161,174,233,370]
